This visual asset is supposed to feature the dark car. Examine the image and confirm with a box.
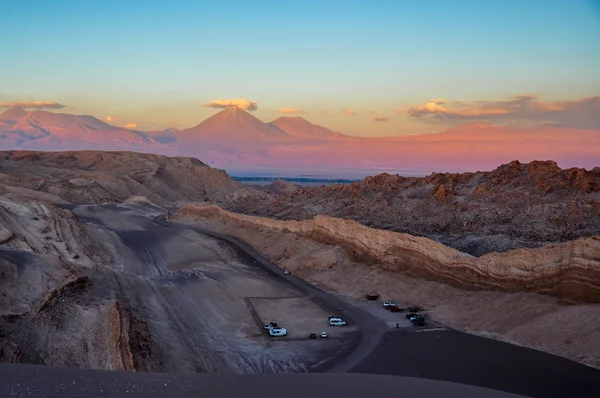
[264,322,278,330]
[309,333,316,339]
[413,319,427,327]
[405,313,419,320]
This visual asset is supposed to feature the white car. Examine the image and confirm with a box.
[329,317,347,326]
[383,302,396,308]
[269,327,287,337]
[320,331,328,338]
[283,270,290,275]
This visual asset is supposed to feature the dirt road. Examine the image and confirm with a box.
[153,214,389,372]
[156,215,600,397]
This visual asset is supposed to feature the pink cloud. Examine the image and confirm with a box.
[405,95,600,128]
[278,107,304,114]
[0,101,64,109]
[343,108,357,115]
[123,122,138,129]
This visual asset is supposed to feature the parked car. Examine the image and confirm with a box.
[309,333,316,339]
[408,314,425,324]
[283,270,290,275]
[413,319,427,327]
[269,327,287,337]
[329,317,347,326]
[388,305,402,312]
[383,302,396,309]
[405,313,420,321]
[264,322,278,330]
[320,331,328,338]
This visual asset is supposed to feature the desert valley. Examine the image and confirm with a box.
[0,146,600,397]
[2,1,600,396]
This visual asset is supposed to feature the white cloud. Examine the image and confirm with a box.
[204,99,258,111]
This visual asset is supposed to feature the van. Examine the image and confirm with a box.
[329,317,347,326]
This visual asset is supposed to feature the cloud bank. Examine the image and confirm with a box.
[0,101,65,109]
[204,99,258,111]
[405,95,600,128]
[278,107,304,114]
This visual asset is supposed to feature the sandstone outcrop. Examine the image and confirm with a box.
[228,160,600,256]
[173,204,600,303]
[0,150,263,205]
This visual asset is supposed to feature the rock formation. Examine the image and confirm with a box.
[0,150,263,205]
[173,204,600,304]
[228,160,600,256]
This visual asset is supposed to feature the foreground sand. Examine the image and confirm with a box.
[171,204,600,369]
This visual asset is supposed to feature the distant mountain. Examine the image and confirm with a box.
[1,106,599,176]
[268,117,349,141]
[0,107,163,151]
[178,107,292,147]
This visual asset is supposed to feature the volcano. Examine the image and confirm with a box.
[179,107,292,147]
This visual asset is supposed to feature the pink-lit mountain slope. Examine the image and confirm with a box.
[0,107,164,151]
[1,107,599,176]
[268,116,350,141]
[177,107,293,147]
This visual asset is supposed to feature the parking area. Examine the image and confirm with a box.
[249,296,357,340]
[349,300,439,329]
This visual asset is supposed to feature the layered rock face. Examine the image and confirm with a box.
[0,193,142,369]
[0,150,262,205]
[173,204,600,303]
[228,160,600,256]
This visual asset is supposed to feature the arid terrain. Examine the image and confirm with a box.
[231,160,600,256]
[171,204,600,368]
[1,149,599,378]
[0,150,261,206]
[0,194,355,372]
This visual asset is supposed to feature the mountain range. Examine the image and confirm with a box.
[1,106,599,176]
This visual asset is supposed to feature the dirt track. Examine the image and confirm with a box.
[157,213,600,397]
[63,204,360,373]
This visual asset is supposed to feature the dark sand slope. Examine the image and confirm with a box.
[0,364,527,398]
[352,329,600,398]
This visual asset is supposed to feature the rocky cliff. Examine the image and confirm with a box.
[173,204,600,304]
[0,150,262,205]
[228,160,600,256]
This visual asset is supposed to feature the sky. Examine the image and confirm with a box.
[1,0,599,136]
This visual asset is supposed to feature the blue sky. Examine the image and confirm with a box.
[1,0,599,135]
